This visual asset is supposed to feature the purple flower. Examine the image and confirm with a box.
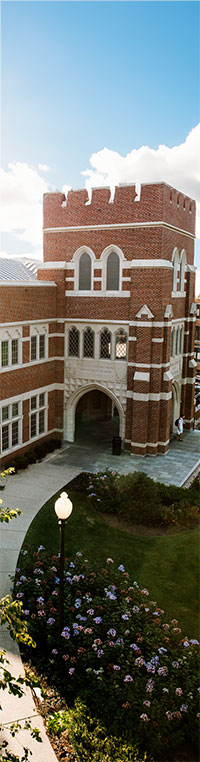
[190,639,199,645]
[157,666,168,677]
[51,649,58,655]
[97,649,104,658]
[124,675,133,683]
[20,575,26,582]
[118,564,125,572]
[51,566,57,572]
[122,614,129,621]
[38,545,45,551]
[75,598,82,608]
[69,667,75,675]
[38,610,45,616]
[61,627,70,639]
[116,637,124,646]
[16,592,24,598]
[52,590,58,596]
[180,704,188,712]
[37,596,44,603]
[183,641,190,647]
[113,665,121,671]
[135,657,145,668]
[87,609,94,616]
[24,609,30,615]
[47,617,55,625]
[93,617,102,624]
[107,628,116,638]
[132,606,139,614]
[70,562,75,568]
[130,643,140,651]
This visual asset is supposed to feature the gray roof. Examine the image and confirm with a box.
[0,257,39,282]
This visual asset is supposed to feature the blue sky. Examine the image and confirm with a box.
[1,1,199,267]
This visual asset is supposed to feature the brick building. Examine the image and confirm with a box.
[0,182,197,466]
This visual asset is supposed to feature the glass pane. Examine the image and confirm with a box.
[100,329,111,358]
[12,403,18,418]
[39,409,45,434]
[2,425,9,451]
[12,339,18,365]
[79,253,91,290]
[83,328,94,358]
[106,252,119,291]
[1,341,9,367]
[2,406,9,422]
[12,421,18,446]
[31,336,37,361]
[115,332,127,360]
[39,393,45,407]
[39,335,45,359]
[31,413,37,438]
[31,396,37,410]
[68,328,79,357]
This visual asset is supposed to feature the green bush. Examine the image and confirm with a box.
[88,470,199,526]
[48,700,151,762]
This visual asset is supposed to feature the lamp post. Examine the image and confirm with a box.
[54,491,73,634]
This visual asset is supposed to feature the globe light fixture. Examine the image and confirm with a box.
[54,491,73,634]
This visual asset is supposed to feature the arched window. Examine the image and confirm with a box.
[171,328,174,357]
[83,327,94,358]
[115,329,127,360]
[179,327,183,354]
[100,329,111,359]
[179,250,187,293]
[172,248,179,292]
[106,252,120,291]
[68,327,79,357]
[175,328,179,355]
[79,252,91,290]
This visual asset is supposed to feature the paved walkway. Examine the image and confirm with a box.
[0,429,199,760]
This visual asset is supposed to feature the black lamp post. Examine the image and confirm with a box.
[54,491,73,634]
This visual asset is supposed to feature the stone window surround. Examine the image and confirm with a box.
[0,327,22,369]
[0,400,22,453]
[66,323,128,362]
[171,247,187,296]
[66,245,125,294]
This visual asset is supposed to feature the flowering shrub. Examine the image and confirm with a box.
[87,469,198,526]
[16,548,199,757]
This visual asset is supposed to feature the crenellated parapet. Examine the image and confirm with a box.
[43,183,195,235]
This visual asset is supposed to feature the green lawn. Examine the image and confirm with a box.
[21,486,199,639]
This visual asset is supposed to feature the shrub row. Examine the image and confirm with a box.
[8,438,61,472]
[87,469,199,526]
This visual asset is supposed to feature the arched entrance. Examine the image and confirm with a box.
[64,383,125,446]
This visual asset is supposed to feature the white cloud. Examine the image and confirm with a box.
[38,163,51,173]
[82,123,200,238]
[0,161,51,250]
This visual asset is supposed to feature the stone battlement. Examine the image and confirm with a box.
[43,182,195,235]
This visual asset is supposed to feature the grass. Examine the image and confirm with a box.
[21,484,199,639]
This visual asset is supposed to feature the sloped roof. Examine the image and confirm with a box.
[0,257,39,282]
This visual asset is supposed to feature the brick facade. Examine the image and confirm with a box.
[0,182,197,466]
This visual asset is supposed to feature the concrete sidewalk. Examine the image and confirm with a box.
[0,430,199,760]
[0,459,80,762]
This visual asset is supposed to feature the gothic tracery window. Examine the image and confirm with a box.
[83,327,94,358]
[68,327,79,357]
[79,252,91,290]
[115,329,127,360]
[100,329,111,359]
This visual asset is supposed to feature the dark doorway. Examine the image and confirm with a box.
[75,389,119,448]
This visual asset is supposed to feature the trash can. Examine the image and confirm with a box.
[112,436,121,455]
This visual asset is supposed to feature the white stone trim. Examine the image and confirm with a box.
[152,338,164,343]
[37,261,66,269]
[1,383,64,405]
[136,304,154,319]
[128,336,137,341]
[65,290,130,298]
[65,318,129,325]
[122,276,131,281]
[163,370,173,381]
[128,361,169,369]
[171,291,186,298]
[126,391,172,401]
[189,359,197,368]
[64,382,126,443]
[125,438,170,448]
[65,277,74,282]
[43,221,195,239]
[134,371,150,381]
[181,377,195,385]
[0,281,56,287]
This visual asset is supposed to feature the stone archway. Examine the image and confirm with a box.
[64,383,126,444]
